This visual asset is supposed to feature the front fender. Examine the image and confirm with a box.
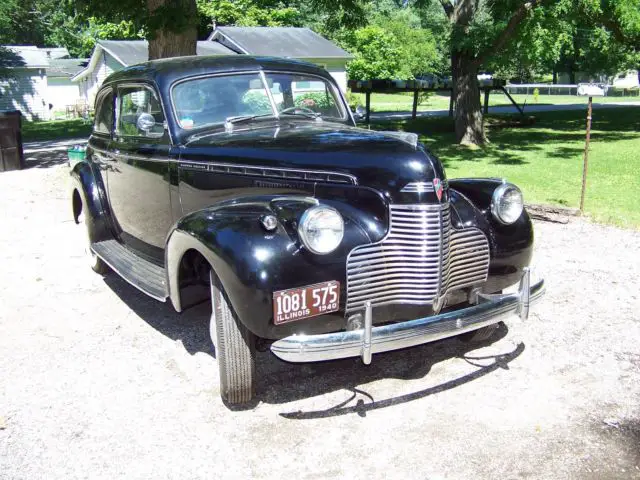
[449,178,534,292]
[70,161,112,243]
[166,190,388,339]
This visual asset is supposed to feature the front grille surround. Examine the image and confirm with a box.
[346,203,490,312]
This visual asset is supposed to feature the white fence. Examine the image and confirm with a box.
[504,83,639,97]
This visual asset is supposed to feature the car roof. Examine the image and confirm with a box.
[103,55,331,92]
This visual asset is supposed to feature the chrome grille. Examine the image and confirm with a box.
[346,203,490,312]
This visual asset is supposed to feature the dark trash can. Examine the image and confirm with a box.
[0,111,25,172]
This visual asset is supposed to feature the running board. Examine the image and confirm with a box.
[91,240,168,301]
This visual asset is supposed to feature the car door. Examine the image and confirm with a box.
[108,83,172,260]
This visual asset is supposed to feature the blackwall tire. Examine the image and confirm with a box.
[459,323,500,343]
[77,212,109,274]
[209,271,256,405]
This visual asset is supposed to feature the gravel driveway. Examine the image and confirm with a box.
[1,155,639,479]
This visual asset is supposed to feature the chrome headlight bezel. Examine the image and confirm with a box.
[298,205,344,255]
[491,183,524,225]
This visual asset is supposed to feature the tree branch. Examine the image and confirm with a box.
[474,0,542,68]
[439,0,454,19]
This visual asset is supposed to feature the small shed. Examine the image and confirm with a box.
[0,46,50,120]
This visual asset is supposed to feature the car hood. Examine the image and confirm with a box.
[180,122,447,203]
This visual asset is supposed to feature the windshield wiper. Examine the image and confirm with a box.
[224,113,274,132]
[279,107,322,120]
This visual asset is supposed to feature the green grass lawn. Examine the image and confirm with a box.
[374,107,640,229]
[356,91,640,112]
[22,118,93,142]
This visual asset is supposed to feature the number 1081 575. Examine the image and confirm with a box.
[272,280,340,325]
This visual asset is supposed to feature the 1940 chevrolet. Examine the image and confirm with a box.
[71,56,544,405]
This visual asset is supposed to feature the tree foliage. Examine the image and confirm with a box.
[342,26,406,80]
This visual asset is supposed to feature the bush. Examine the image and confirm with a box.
[344,90,361,110]
[294,92,333,110]
[241,90,272,113]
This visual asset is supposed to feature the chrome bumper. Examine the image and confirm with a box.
[270,268,544,364]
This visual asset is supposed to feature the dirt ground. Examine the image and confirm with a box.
[1,152,639,479]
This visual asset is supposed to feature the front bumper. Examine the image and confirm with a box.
[270,268,544,364]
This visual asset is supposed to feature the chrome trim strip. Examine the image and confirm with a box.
[400,179,449,193]
[178,160,358,185]
[271,273,545,363]
[260,70,280,119]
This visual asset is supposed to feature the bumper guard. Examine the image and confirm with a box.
[270,268,544,364]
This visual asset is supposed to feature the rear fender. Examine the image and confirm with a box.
[70,161,113,243]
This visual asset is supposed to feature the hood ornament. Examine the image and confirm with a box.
[433,178,444,202]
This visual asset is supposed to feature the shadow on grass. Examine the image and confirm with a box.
[372,107,640,168]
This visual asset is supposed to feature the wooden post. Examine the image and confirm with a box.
[448,91,454,117]
[580,96,593,213]
[483,89,490,114]
[365,91,371,124]
[412,90,419,119]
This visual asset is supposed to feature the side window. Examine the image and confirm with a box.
[117,85,165,138]
[94,89,114,134]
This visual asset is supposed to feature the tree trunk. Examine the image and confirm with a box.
[147,0,198,60]
[452,51,485,145]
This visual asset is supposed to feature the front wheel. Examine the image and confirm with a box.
[209,270,256,405]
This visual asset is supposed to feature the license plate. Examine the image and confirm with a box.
[273,281,340,325]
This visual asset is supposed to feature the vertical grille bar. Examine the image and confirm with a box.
[346,203,489,312]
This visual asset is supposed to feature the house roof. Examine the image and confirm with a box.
[41,47,70,60]
[210,27,353,59]
[72,40,237,81]
[0,46,49,68]
[97,40,236,67]
[47,58,88,78]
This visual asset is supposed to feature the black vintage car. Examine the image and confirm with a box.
[71,56,544,405]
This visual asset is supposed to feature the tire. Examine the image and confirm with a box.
[459,323,500,343]
[77,212,109,274]
[209,271,256,405]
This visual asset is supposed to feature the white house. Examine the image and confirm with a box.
[72,27,353,105]
[46,58,86,112]
[0,46,50,120]
[72,40,234,106]
[0,46,87,120]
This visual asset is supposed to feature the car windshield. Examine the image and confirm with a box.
[171,72,346,130]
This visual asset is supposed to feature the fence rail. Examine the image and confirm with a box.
[504,83,640,97]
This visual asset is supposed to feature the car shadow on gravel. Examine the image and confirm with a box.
[104,274,523,415]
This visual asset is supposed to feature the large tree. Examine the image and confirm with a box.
[433,0,548,145]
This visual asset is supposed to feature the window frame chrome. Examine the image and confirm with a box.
[93,87,115,135]
[115,82,169,142]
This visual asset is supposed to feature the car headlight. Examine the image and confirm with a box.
[298,205,344,254]
[491,183,524,224]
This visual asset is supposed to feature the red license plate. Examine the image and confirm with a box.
[273,281,340,325]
